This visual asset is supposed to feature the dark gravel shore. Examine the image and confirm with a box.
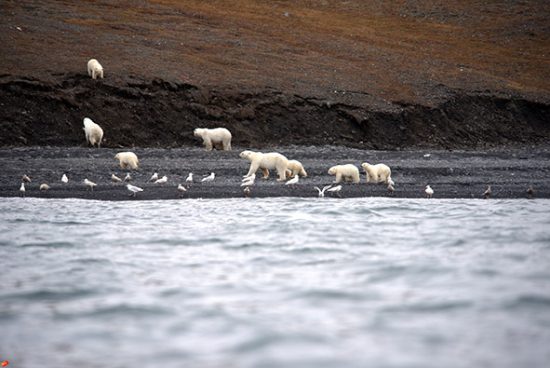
[1,146,549,200]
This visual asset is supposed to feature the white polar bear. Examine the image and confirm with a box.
[286,159,308,178]
[328,164,360,183]
[361,162,392,184]
[240,150,290,182]
[83,117,104,148]
[194,127,232,151]
[87,59,104,79]
[115,152,139,170]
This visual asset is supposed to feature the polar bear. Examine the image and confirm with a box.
[194,127,232,151]
[240,150,290,181]
[115,152,139,170]
[87,59,104,79]
[328,164,360,183]
[361,162,392,184]
[83,117,104,148]
[286,159,308,178]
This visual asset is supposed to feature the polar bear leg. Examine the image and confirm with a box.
[223,139,231,151]
[261,168,269,179]
[334,172,342,183]
[352,172,360,183]
[203,138,213,151]
[276,166,287,181]
[99,70,104,79]
[247,162,260,177]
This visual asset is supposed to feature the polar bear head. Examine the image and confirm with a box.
[239,150,254,159]
[328,166,337,175]
[193,128,206,138]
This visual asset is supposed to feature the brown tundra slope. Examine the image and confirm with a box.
[0,0,549,149]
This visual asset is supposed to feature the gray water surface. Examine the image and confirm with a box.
[1,198,550,368]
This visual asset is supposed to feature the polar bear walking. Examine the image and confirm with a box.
[361,162,392,184]
[240,150,290,182]
[115,152,139,170]
[328,164,361,183]
[83,117,104,148]
[286,159,308,178]
[87,59,104,79]
[194,127,232,151]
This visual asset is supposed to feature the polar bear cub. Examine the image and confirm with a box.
[115,152,139,170]
[361,162,392,184]
[87,59,104,79]
[194,127,232,151]
[240,150,290,181]
[286,159,308,178]
[328,164,360,183]
[83,117,104,148]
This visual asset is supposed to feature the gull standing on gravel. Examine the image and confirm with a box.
[186,173,193,184]
[149,172,159,182]
[124,173,132,182]
[155,175,168,185]
[19,182,25,197]
[111,174,122,183]
[40,183,50,191]
[243,186,251,197]
[61,174,68,183]
[327,185,342,197]
[126,184,143,197]
[483,185,492,199]
[22,174,31,183]
[425,185,434,199]
[314,185,332,198]
[201,173,215,183]
[285,175,299,186]
[84,178,97,191]
[177,184,187,197]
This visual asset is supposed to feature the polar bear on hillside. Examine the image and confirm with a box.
[240,150,290,181]
[286,159,308,178]
[328,164,360,183]
[83,117,104,148]
[361,163,392,184]
[115,152,139,170]
[194,127,232,151]
[87,59,104,79]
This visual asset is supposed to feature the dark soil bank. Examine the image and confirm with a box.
[1,146,549,200]
[1,74,549,150]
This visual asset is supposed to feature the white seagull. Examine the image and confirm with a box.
[327,185,342,197]
[40,183,50,191]
[177,184,187,197]
[201,173,215,183]
[126,184,143,197]
[124,173,132,182]
[483,185,492,199]
[22,174,31,183]
[314,185,333,198]
[149,172,159,182]
[285,175,299,186]
[84,178,97,191]
[20,182,25,197]
[111,174,122,183]
[425,185,434,198]
[185,172,193,183]
[61,174,68,183]
[155,175,168,184]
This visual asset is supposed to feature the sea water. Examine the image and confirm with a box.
[1,197,549,368]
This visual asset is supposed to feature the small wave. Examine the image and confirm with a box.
[505,295,550,310]
[2,288,95,302]
[19,241,74,248]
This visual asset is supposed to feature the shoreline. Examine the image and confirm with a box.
[1,145,549,200]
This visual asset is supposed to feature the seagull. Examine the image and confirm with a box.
[19,182,25,197]
[22,174,31,183]
[425,185,434,198]
[327,185,342,197]
[126,183,143,197]
[111,174,123,183]
[201,173,215,183]
[61,174,68,183]
[483,185,492,199]
[124,173,132,182]
[149,172,159,182]
[155,175,168,184]
[314,185,332,198]
[423,153,431,158]
[285,175,299,186]
[40,183,50,191]
[387,183,395,195]
[527,185,534,198]
[185,172,193,183]
[177,184,187,197]
[84,178,97,191]
[243,186,251,197]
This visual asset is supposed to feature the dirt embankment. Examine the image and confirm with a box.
[0,1,549,149]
